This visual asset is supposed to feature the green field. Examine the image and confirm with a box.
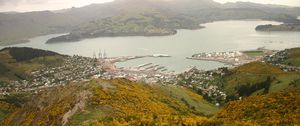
[243,50,264,57]
[69,105,106,126]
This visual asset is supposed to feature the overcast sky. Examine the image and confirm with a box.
[0,0,300,12]
[214,0,300,6]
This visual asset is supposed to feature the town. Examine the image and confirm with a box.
[1,48,300,107]
[264,49,300,73]
[176,67,228,106]
[0,55,101,94]
[0,51,176,94]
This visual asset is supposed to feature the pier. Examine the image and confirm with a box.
[97,53,175,83]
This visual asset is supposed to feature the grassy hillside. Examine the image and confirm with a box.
[265,47,300,67]
[153,85,219,115]
[1,78,299,126]
[211,90,300,125]
[283,48,300,66]
[0,47,64,83]
[0,92,32,121]
[220,62,300,100]
[0,79,218,126]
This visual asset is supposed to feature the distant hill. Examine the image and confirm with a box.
[46,12,202,43]
[1,0,300,45]
[256,24,300,31]
[224,2,300,16]
[1,47,59,62]
[0,47,64,83]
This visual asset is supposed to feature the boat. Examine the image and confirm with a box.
[161,69,168,72]
[138,63,153,68]
[153,54,171,57]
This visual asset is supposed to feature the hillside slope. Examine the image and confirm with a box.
[0,47,64,83]
[0,79,218,126]
[212,90,300,125]
[266,47,300,67]
[219,62,300,100]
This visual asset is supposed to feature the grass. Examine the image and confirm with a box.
[243,51,264,57]
[0,49,64,82]
[69,105,106,126]
[155,85,219,115]
[269,74,300,93]
[250,73,300,96]
[224,73,271,95]
[281,48,300,67]
[283,58,300,67]
[233,62,284,74]
[223,62,300,97]
[0,92,32,121]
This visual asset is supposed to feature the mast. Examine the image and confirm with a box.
[103,50,107,59]
[93,51,96,59]
[99,49,102,60]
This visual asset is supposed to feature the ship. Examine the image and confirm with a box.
[152,54,171,57]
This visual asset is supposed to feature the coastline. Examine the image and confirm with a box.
[1,19,282,46]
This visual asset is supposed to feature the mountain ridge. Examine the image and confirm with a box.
[0,0,300,45]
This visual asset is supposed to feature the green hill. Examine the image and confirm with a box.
[263,47,300,67]
[220,62,300,100]
[0,47,64,83]
[285,48,300,66]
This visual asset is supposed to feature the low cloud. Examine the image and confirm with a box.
[214,0,300,7]
[0,0,46,5]
[0,0,114,12]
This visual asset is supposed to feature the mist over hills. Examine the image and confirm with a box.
[0,0,300,45]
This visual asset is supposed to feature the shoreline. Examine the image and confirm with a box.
[1,19,283,46]
[186,57,234,66]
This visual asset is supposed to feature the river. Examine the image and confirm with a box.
[2,20,300,72]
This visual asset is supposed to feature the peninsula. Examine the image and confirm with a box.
[256,23,300,31]
[46,13,201,43]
